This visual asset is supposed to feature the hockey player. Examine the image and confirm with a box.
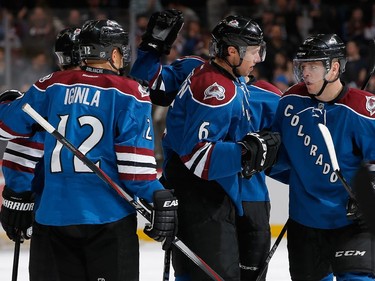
[271,34,375,280]
[0,27,82,281]
[130,11,282,280]
[0,19,177,281]
[133,14,281,280]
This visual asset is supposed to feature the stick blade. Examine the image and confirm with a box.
[353,164,375,234]
[318,123,340,171]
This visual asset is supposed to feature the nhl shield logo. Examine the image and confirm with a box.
[204,82,225,100]
[365,96,375,116]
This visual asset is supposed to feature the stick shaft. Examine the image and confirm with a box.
[255,220,288,281]
[11,233,21,281]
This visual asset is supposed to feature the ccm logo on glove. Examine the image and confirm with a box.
[3,199,34,211]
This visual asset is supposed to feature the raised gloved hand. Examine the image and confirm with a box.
[143,189,178,250]
[346,197,367,229]
[0,89,23,103]
[139,9,184,56]
[238,130,281,179]
[0,186,34,241]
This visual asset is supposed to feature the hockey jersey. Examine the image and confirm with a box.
[0,69,163,226]
[131,50,281,203]
[272,82,375,229]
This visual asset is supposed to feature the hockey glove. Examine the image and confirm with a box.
[0,89,23,103]
[143,189,178,250]
[0,186,34,241]
[139,9,184,56]
[238,130,281,179]
[346,197,367,229]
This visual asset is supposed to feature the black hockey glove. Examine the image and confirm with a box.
[139,9,184,56]
[346,197,367,229]
[0,186,34,241]
[0,89,23,103]
[238,130,281,179]
[143,189,178,250]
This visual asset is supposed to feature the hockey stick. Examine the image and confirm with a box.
[163,248,171,281]
[22,103,224,281]
[11,231,21,281]
[255,220,288,281]
[361,39,375,91]
[317,123,355,199]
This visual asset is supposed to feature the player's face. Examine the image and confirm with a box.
[297,61,327,93]
[237,46,263,76]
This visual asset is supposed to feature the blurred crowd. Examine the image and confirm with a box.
[1,0,375,93]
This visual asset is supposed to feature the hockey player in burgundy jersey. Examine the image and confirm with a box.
[271,34,375,280]
[0,20,177,281]
[130,10,282,281]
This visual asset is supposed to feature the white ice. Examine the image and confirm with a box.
[0,238,290,281]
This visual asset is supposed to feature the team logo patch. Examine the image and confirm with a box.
[204,82,225,100]
[38,73,53,83]
[227,19,239,28]
[365,96,375,116]
[138,84,149,97]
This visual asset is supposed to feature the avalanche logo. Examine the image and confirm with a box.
[227,19,239,28]
[204,82,225,100]
[138,84,150,97]
[365,96,375,116]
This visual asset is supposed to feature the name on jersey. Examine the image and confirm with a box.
[284,104,338,183]
[64,87,100,107]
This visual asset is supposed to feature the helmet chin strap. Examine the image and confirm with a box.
[108,59,123,75]
[224,57,243,77]
[310,71,340,97]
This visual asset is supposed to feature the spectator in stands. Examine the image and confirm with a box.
[341,40,368,89]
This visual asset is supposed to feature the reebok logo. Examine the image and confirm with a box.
[163,199,178,208]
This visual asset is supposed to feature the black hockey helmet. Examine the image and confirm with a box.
[294,33,346,82]
[211,15,266,61]
[0,89,23,103]
[54,27,81,68]
[79,19,130,65]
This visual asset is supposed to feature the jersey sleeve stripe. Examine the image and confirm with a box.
[181,142,213,179]
[0,122,31,140]
[118,173,157,181]
[3,148,42,164]
[6,141,44,158]
[115,145,155,156]
[2,159,36,173]
[116,145,157,181]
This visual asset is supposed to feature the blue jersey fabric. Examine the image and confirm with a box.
[131,50,281,204]
[0,69,163,226]
[272,82,375,229]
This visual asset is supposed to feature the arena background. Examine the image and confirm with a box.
[0,0,374,244]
